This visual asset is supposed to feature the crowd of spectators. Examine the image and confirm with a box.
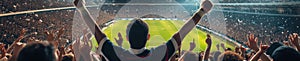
[0,28,105,61]
[1,27,300,61]
[0,10,74,45]
[1,0,300,61]
[1,0,73,14]
[202,12,300,45]
[0,0,76,45]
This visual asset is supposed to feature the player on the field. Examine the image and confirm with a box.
[73,0,213,60]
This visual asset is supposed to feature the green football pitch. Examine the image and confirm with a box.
[91,20,235,52]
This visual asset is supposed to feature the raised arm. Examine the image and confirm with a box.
[203,34,212,60]
[7,28,26,54]
[246,34,272,61]
[189,39,196,51]
[172,0,213,45]
[74,0,106,43]
[0,44,6,59]
[289,33,300,52]
[74,1,123,60]
[249,44,269,61]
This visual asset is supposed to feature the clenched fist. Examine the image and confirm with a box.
[201,0,213,13]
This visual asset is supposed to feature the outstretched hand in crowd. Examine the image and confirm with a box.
[246,34,259,51]
[72,37,81,61]
[246,33,272,61]
[189,39,196,51]
[249,43,269,61]
[203,34,212,60]
[0,43,6,59]
[205,34,212,46]
[289,33,300,51]
[220,43,226,51]
[200,0,213,13]
[7,28,26,54]
[114,32,123,47]
[45,27,65,48]
[10,42,26,61]
[81,32,93,61]
[283,41,290,46]
[72,29,93,61]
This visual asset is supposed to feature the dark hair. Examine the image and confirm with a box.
[218,51,243,61]
[62,54,74,61]
[272,46,300,61]
[266,42,283,56]
[17,42,56,61]
[226,48,232,51]
[213,51,222,61]
[126,18,149,49]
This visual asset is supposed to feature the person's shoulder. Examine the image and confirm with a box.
[150,44,167,50]
[149,44,167,53]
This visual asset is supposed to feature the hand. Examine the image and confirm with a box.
[11,42,26,58]
[81,35,92,61]
[45,30,55,42]
[249,43,269,61]
[235,46,240,53]
[83,28,88,35]
[56,27,65,40]
[289,33,300,52]
[81,34,92,55]
[189,39,196,51]
[7,29,26,53]
[205,34,212,46]
[240,45,246,53]
[283,41,290,46]
[0,44,5,49]
[58,46,65,61]
[20,28,26,37]
[69,45,75,54]
[73,38,81,51]
[16,28,27,42]
[216,44,220,50]
[0,44,6,59]
[203,34,212,60]
[289,33,299,46]
[200,0,213,13]
[114,32,123,47]
[14,42,26,52]
[74,0,85,9]
[220,43,226,51]
[72,38,81,61]
[58,38,67,48]
[239,45,246,58]
[259,43,269,52]
[246,34,259,51]
[27,37,35,43]
[8,42,25,61]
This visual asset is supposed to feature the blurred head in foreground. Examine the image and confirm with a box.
[178,51,199,61]
[266,42,284,56]
[271,46,300,61]
[17,41,57,61]
[218,51,243,61]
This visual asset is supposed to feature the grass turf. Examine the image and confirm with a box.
[90,20,235,52]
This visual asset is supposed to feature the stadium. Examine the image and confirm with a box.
[0,0,300,61]
[98,19,235,52]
